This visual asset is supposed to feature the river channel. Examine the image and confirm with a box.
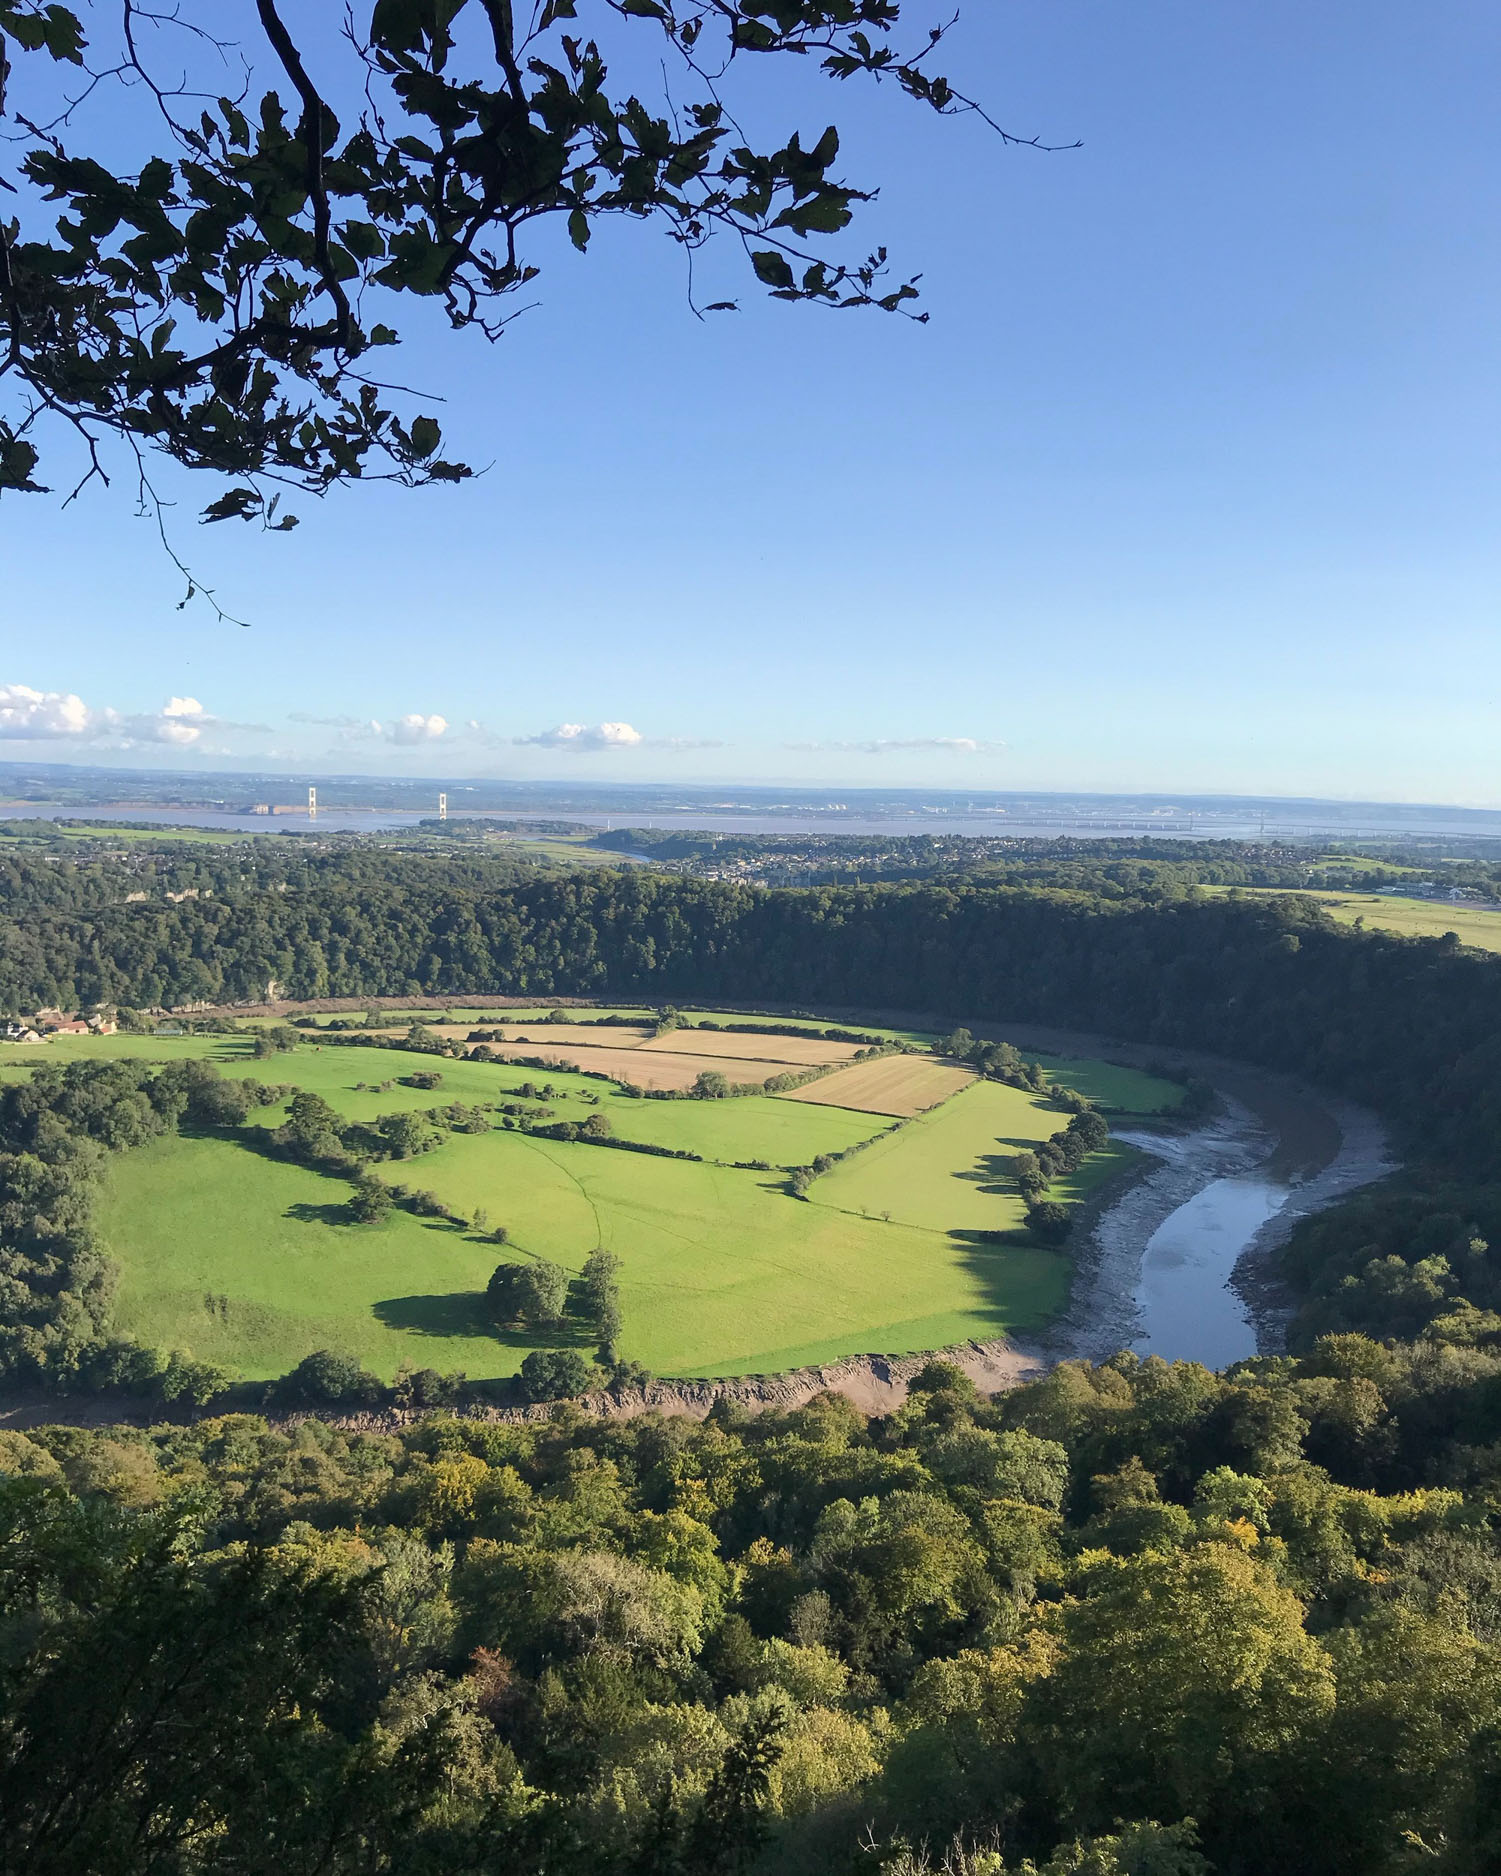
[1050,1093,1392,1366]
[952,1017,1397,1369]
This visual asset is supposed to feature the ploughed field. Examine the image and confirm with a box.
[0,1011,1184,1384]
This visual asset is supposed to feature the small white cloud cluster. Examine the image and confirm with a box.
[385,712,448,745]
[291,710,449,746]
[0,685,93,740]
[149,697,212,746]
[0,684,249,747]
[517,721,644,751]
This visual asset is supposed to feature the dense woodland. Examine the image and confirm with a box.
[5,841,1501,1869]
[4,1343,1501,1874]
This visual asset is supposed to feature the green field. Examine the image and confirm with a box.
[0,1022,1171,1383]
[0,1033,890,1166]
[811,1078,1142,1236]
[0,817,265,845]
[101,1108,1070,1383]
[486,835,637,867]
[1031,1054,1185,1116]
[1203,885,1501,953]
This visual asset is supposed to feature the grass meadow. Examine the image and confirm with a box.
[1201,886,1501,953]
[101,1121,1071,1382]
[811,1079,1146,1236]
[1029,1055,1187,1116]
[1,1018,1180,1383]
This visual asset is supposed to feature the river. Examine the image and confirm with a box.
[941,1016,1396,1368]
[1053,1095,1392,1366]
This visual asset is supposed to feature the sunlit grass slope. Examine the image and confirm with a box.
[6,1022,1165,1383]
[1201,886,1501,954]
[812,1079,1142,1237]
[103,1125,1071,1382]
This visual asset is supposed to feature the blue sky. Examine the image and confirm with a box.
[2,1,1498,801]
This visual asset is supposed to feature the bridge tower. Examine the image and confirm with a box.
[308,786,317,820]
[438,793,447,821]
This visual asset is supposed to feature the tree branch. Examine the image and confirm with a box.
[253,0,352,347]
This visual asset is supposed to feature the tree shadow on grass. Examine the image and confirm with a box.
[952,1151,1022,1195]
[944,1227,1074,1338]
[286,1199,358,1227]
[373,1292,596,1350]
[948,1225,1032,1250]
[373,1291,495,1339]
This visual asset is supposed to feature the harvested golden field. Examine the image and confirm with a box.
[778,1053,975,1117]
[463,1023,652,1050]
[376,1022,653,1050]
[641,1030,865,1065]
[371,1021,861,1085]
[474,1041,798,1090]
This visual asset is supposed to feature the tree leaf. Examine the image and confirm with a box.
[199,488,263,524]
[750,250,795,291]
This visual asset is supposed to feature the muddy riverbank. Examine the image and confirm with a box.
[1046,1093,1391,1366]
[953,1015,1393,1364]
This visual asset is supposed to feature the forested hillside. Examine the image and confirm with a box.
[4,864,1500,1168]
[4,851,1501,1869]
[4,1346,1500,1874]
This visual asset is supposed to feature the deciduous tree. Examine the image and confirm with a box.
[0,0,1058,562]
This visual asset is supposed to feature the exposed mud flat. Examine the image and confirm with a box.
[1042,1093,1392,1365]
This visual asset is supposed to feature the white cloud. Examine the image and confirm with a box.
[386,712,448,745]
[517,721,645,751]
[784,736,1006,756]
[137,697,208,745]
[0,684,265,747]
[0,684,94,739]
[295,710,448,746]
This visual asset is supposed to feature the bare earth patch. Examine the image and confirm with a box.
[779,1054,975,1117]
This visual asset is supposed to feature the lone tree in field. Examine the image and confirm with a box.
[0,1,1063,552]
[579,1245,622,1349]
[487,1256,568,1328]
[349,1171,393,1223]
